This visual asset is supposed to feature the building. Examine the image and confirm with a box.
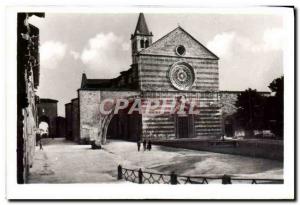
[17,12,45,183]
[65,102,73,140]
[71,98,80,142]
[56,116,66,138]
[68,13,223,146]
[64,98,80,142]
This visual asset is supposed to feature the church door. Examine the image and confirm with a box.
[177,115,194,138]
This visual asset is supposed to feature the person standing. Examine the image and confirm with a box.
[143,140,147,151]
[137,140,141,152]
[147,140,152,151]
[39,139,43,150]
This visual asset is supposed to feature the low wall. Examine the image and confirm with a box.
[153,139,283,161]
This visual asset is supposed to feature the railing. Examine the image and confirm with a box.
[117,165,283,184]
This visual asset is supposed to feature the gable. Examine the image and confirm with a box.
[139,27,218,60]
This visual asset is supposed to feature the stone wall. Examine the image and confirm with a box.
[154,139,283,161]
[140,91,221,140]
[56,116,66,138]
[65,103,72,140]
[71,98,80,143]
[17,13,44,183]
[138,55,218,92]
[79,90,140,144]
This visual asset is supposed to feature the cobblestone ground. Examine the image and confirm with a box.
[28,138,283,183]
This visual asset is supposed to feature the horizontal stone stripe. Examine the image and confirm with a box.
[143,120,174,124]
[141,93,219,99]
[196,77,218,81]
[195,126,222,129]
[143,115,172,119]
[194,117,221,120]
[199,111,220,114]
[142,117,173,121]
[144,122,174,126]
[195,82,219,85]
[143,129,174,132]
[195,126,222,130]
[141,62,219,68]
[198,106,220,110]
[143,118,174,122]
[140,57,218,64]
[140,80,219,86]
[143,130,175,134]
[194,87,218,90]
[141,82,218,88]
[195,121,221,124]
[196,71,219,75]
[141,66,218,72]
[143,119,174,123]
[196,133,220,137]
[144,125,174,130]
[140,74,168,78]
[197,114,221,118]
[196,129,221,133]
[140,75,219,82]
[195,130,222,134]
[195,84,219,87]
[195,120,222,123]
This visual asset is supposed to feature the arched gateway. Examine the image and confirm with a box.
[99,96,142,144]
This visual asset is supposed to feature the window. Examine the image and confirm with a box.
[145,40,149,48]
[140,40,144,48]
[176,45,186,56]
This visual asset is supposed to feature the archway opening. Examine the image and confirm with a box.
[38,115,50,138]
[106,109,142,142]
[38,121,49,138]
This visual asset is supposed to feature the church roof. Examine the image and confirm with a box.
[39,98,58,103]
[81,78,112,89]
[139,26,219,60]
[133,13,152,36]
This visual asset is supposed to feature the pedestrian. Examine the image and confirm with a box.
[147,140,152,151]
[39,139,43,150]
[137,140,141,152]
[143,140,147,151]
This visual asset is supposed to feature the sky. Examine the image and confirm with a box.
[29,13,284,116]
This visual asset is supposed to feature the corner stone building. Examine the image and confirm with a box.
[17,12,44,183]
[76,13,221,145]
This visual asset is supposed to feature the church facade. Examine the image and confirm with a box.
[74,13,222,145]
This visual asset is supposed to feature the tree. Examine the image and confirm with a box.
[266,76,284,139]
[235,88,266,137]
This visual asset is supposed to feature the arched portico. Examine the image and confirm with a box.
[89,91,140,146]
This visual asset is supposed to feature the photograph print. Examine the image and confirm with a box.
[7,6,295,200]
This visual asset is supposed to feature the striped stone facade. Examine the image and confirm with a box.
[136,26,221,140]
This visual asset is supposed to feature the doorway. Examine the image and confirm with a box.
[176,115,194,138]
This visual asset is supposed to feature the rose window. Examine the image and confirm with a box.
[168,62,195,90]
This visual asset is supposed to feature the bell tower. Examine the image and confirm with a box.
[131,13,153,64]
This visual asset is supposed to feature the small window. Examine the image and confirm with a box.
[140,40,144,48]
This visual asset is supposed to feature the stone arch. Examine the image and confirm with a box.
[97,95,141,145]
[38,115,50,124]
